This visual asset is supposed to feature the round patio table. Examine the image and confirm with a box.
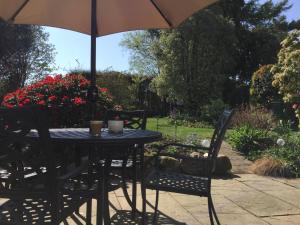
[29,128,162,225]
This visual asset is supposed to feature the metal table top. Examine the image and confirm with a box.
[28,128,162,145]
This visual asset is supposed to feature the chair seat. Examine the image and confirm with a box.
[145,170,209,196]
[0,194,85,225]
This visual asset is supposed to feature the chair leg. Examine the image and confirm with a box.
[86,199,92,225]
[132,149,137,219]
[103,158,112,225]
[153,190,160,224]
[210,196,221,225]
[121,155,137,215]
[208,197,215,225]
[140,149,147,225]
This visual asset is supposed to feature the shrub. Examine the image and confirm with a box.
[251,157,293,177]
[1,74,114,127]
[230,106,276,131]
[228,125,273,157]
[272,30,300,126]
[250,65,280,107]
[264,136,300,177]
[199,99,229,125]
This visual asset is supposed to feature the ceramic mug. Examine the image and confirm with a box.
[108,120,124,133]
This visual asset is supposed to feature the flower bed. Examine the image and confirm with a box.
[1,74,114,127]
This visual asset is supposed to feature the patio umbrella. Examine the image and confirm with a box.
[0,0,218,101]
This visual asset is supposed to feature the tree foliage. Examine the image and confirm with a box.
[0,20,55,96]
[121,31,160,76]
[272,30,300,122]
[250,64,280,107]
[122,0,299,112]
[152,10,237,113]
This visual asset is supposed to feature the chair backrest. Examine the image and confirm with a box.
[207,109,234,174]
[0,106,56,199]
[105,110,147,130]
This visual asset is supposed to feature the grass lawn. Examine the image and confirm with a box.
[146,117,214,140]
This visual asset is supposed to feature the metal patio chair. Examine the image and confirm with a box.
[144,109,234,225]
[0,106,97,225]
[104,110,147,217]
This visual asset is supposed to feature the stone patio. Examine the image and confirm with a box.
[63,173,300,225]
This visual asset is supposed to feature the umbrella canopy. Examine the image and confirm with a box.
[0,0,217,100]
[0,0,217,36]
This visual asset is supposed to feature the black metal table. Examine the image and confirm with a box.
[29,128,162,225]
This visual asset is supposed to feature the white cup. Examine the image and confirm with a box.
[108,120,124,133]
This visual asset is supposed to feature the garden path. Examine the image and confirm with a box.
[220,142,253,174]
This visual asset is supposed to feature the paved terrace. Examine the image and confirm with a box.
[63,142,300,225]
[63,174,300,225]
[1,143,299,225]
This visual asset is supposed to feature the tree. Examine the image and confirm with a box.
[0,20,55,96]
[122,0,299,109]
[152,10,237,113]
[272,30,300,124]
[250,65,280,107]
[121,30,160,76]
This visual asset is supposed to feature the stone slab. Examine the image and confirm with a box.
[263,215,300,225]
[265,190,300,209]
[224,190,300,217]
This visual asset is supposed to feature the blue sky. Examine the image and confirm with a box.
[46,0,300,74]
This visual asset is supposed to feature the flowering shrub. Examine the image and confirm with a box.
[272,30,300,125]
[1,74,114,127]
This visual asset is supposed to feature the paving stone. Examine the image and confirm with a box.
[117,193,201,225]
[263,215,300,225]
[173,194,246,214]
[271,178,300,189]
[265,190,300,209]
[224,190,300,217]
[241,179,297,191]
[234,174,273,182]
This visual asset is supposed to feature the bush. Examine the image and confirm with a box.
[228,125,273,157]
[264,136,300,177]
[250,65,280,107]
[199,99,229,125]
[251,157,293,177]
[1,74,114,127]
[230,106,276,131]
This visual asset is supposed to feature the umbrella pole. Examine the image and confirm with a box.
[91,0,97,87]
[88,0,98,119]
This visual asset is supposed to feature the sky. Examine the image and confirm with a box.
[45,0,300,74]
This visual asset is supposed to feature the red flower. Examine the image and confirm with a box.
[73,97,86,105]
[48,95,57,102]
[37,100,46,106]
[3,103,14,108]
[62,96,69,102]
[100,87,108,93]
[36,93,45,99]
[293,104,299,110]
[19,103,24,107]
[22,98,31,105]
